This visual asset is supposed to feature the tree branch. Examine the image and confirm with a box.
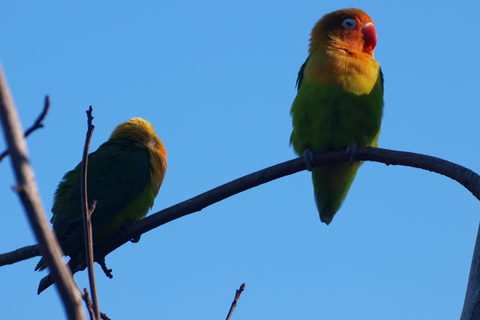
[0,244,40,266]
[80,106,100,320]
[225,283,245,320]
[461,219,480,320]
[0,61,85,319]
[0,95,50,162]
[34,147,480,294]
[100,147,480,258]
[3,142,480,316]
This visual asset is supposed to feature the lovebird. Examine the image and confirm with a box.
[290,8,384,224]
[35,118,167,270]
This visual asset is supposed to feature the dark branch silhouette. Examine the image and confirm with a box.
[461,220,480,320]
[226,283,246,320]
[0,95,50,162]
[2,144,480,317]
[29,147,480,293]
[0,244,40,266]
[80,106,101,320]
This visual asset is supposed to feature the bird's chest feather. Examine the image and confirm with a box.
[291,50,383,153]
[305,49,379,94]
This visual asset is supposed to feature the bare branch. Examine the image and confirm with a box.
[82,289,110,320]
[0,244,40,266]
[34,147,480,294]
[80,106,101,320]
[100,312,111,320]
[83,289,95,320]
[0,61,85,319]
[82,288,111,320]
[461,220,480,320]
[2,140,479,316]
[225,283,245,320]
[101,147,480,257]
[0,95,50,162]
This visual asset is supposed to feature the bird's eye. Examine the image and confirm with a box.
[342,18,356,29]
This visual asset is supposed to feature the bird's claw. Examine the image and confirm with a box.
[98,258,113,279]
[303,148,315,171]
[346,145,357,165]
[130,235,141,243]
[120,221,141,242]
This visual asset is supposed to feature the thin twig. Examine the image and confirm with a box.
[226,283,246,320]
[100,312,111,320]
[0,60,84,319]
[80,106,100,320]
[82,288,111,320]
[83,288,95,320]
[0,95,50,162]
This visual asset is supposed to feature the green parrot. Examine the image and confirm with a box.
[35,117,167,270]
[290,8,384,224]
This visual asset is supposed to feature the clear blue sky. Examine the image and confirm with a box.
[1,1,480,319]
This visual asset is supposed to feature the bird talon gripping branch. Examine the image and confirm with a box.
[303,148,315,171]
[346,145,358,165]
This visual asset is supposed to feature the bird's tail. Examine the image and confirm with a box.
[312,161,361,224]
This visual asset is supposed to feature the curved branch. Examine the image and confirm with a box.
[0,95,50,162]
[108,147,480,252]
[32,147,480,294]
[2,145,480,312]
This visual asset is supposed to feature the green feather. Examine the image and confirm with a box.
[290,56,383,224]
[35,118,166,271]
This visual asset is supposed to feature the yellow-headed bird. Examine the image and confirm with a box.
[36,118,167,270]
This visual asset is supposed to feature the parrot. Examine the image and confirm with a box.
[289,8,384,225]
[35,117,167,271]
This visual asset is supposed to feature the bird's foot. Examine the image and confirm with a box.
[346,145,357,165]
[98,257,113,279]
[130,235,141,243]
[121,221,141,243]
[303,148,315,171]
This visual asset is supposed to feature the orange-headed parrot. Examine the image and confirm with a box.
[290,8,384,224]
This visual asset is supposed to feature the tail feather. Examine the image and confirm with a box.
[34,258,46,271]
[312,162,361,224]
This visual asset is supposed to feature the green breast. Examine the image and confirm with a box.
[290,72,383,155]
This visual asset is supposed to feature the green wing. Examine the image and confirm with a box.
[295,57,308,91]
[51,138,151,252]
[290,58,384,224]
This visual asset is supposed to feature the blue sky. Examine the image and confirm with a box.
[1,0,480,319]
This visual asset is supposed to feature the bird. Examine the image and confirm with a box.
[290,8,384,224]
[35,117,167,270]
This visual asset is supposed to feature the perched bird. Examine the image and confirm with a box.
[35,118,167,270]
[290,8,384,224]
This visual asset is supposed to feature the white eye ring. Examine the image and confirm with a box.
[342,18,356,29]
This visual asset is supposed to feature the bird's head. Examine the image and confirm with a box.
[110,118,167,160]
[310,8,377,57]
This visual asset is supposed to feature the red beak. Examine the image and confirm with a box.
[361,22,377,56]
